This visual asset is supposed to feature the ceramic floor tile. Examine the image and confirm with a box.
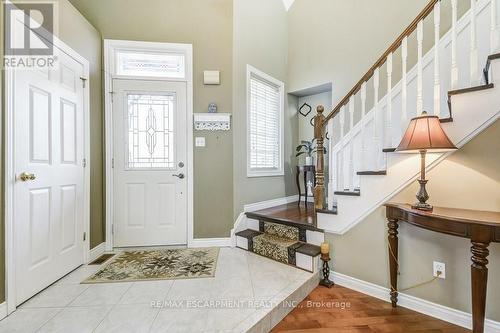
[0,308,62,333]
[118,280,173,305]
[149,308,207,333]
[37,306,111,333]
[165,278,214,301]
[21,284,89,308]
[69,283,132,306]
[55,266,102,285]
[211,275,254,300]
[94,304,159,333]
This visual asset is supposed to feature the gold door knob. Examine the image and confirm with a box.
[19,172,36,182]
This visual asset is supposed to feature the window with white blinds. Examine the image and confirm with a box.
[247,65,284,177]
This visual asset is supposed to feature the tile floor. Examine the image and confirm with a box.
[0,247,315,333]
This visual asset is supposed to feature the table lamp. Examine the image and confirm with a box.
[395,111,457,211]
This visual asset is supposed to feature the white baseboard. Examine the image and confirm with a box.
[0,302,7,320]
[243,195,299,212]
[332,271,500,332]
[189,238,232,248]
[88,242,106,263]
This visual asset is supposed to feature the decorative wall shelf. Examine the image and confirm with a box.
[193,113,231,131]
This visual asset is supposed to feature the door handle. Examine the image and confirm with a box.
[172,173,185,179]
[19,172,36,182]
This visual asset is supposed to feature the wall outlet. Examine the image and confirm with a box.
[433,261,446,279]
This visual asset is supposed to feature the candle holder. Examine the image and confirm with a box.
[319,253,334,288]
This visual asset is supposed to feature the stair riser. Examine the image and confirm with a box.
[247,217,325,246]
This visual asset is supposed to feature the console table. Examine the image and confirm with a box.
[384,203,500,333]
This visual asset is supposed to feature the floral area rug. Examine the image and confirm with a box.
[82,248,219,284]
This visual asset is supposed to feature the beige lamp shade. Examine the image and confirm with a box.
[396,111,457,153]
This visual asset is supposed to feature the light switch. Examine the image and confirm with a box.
[195,137,206,147]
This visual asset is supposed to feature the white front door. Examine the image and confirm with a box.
[13,50,86,305]
[112,79,187,247]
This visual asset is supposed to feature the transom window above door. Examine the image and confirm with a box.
[116,50,185,78]
[247,65,285,177]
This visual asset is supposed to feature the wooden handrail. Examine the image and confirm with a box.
[323,0,440,124]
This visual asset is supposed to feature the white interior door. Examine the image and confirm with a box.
[13,51,86,305]
[113,79,187,247]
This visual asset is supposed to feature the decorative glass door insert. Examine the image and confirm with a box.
[126,93,175,169]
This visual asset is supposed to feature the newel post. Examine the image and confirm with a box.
[314,106,326,210]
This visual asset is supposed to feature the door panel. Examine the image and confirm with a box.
[113,79,187,247]
[14,47,85,305]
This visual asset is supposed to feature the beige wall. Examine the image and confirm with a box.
[328,119,500,321]
[69,0,235,238]
[232,0,298,216]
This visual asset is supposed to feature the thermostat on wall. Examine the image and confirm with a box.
[204,70,220,85]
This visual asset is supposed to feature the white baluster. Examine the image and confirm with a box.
[348,97,355,191]
[339,106,345,190]
[470,0,479,85]
[401,36,408,133]
[328,119,335,209]
[451,0,459,89]
[417,20,424,115]
[360,82,367,171]
[492,0,499,53]
[373,68,381,170]
[386,52,393,146]
[434,2,441,117]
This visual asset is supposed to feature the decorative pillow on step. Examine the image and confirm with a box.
[263,222,299,241]
[252,233,298,264]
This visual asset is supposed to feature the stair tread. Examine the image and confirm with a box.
[488,53,500,61]
[448,83,494,96]
[254,233,298,246]
[296,243,321,256]
[334,190,361,196]
[316,207,337,215]
[237,229,321,256]
[357,170,387,175]
[235,229,262,238]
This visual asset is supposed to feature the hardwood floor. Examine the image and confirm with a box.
[272,285,470,332]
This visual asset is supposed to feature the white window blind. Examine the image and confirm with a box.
[247,66,284,177]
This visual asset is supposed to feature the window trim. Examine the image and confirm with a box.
[246,65,285,178]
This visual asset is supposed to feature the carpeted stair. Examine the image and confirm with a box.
[235,221,321,272]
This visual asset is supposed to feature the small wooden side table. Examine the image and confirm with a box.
[296,165,315,206]
[384,203,500,333]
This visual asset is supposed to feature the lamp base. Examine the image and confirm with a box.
[412,202,433,212]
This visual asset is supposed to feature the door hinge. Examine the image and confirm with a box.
[111,158,115,169]
[109,91,115,103]
[83,232,86,241]
[111,224,114,235]
[82,158,87,168]
[80,77,87,88]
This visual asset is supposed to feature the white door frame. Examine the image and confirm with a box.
[4,36,91,315]
[103,39,194,251]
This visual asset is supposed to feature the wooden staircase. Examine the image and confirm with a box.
[311,0,500,234]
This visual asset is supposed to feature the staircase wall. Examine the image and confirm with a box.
[327,119,500,322]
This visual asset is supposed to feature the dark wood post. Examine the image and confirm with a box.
[470,225,490,333]
[314,106,325,210]
[387,218,399,307]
